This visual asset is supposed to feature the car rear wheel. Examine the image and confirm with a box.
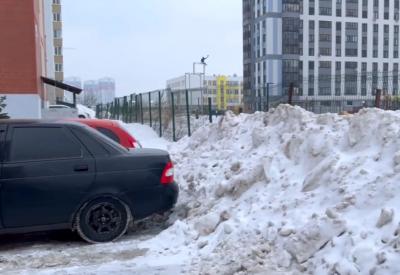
[76,197,131,243]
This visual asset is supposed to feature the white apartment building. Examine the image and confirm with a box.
[243,0,400,112]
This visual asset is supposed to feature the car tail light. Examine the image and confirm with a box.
[161,161,174,185]
[133,141,142,148]
[128,136,142,149]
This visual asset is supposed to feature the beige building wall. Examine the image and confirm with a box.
[52,0,64,102]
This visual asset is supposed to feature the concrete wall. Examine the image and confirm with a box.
[42,108,78,119]
[2,94,42,119]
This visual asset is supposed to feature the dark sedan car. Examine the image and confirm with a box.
[0,120,178,243]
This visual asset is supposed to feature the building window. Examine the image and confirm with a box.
[309,0,315,15]
[54,29,62,38]
[336,0,342,16]
[53,0,60,4]
[345,22,358,57]
[345,62,358,95]
[319,0,332,16]
[346,0,359,17]
[55,46,62,56]
[384,0,390,19]
[53,13,61,22]
[55,63,63,72]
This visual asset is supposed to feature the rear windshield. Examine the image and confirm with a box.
[96,127,121,144]
[72,124,127,153]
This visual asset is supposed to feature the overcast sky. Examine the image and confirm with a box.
[63,0,242,96]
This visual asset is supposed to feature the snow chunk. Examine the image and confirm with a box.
[376,208,394,228]
[194,213,221,236]
[285,218,346,263]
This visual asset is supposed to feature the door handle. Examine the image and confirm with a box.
[74,164,89,172]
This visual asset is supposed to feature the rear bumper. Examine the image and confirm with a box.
[129,182,179,220]
[159,182,179,212]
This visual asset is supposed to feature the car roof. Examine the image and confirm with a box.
[68,118,119,127]
[0,119,86,127]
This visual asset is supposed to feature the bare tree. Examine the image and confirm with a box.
[83,91,98,107]
[0,96,9,119]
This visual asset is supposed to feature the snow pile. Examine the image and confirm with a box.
[161,115,217,141]
[163,105,400,274]
[120,122,170,150]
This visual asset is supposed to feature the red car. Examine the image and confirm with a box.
[69,119,142,149]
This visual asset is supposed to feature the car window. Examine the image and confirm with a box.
[0,125,6,162]
[9,127,82,162]
[96,127,121,144]
[71,127,110,157]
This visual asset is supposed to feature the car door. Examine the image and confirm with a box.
[0,124,95,228]
[0,124,7,229]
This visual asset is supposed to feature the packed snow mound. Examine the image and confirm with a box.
[166,105,400,274]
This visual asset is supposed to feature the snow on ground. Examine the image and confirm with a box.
[119,122,170,150]
[2,105,400,274]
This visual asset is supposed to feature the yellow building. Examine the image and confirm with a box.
[215,75,243,111]
[166,74,243,112]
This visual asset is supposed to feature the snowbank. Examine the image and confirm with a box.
[162,105,400,274]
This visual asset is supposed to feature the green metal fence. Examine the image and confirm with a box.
[96,88,218,141]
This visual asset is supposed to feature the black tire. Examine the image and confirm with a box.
[76,197,131,243]
[78,115,86,119]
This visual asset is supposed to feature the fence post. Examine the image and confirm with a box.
[266,83,270,112]
[208,97,212,123]
[95,104,100,118]
[149,92,152,127]
[171,92,176,142]
[123,96,128,122]
[110,102,113,119]
[114,99,118,120]
[158,90,162,137]
[375,89,382,108]
[185,89,191,137]
[129,94,134,123]
[140,93,144,124]
[135,95,138,122]
[288,82,294,105]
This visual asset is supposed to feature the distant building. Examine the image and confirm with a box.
[166,74,243,111]
[44,0,56,104]
[82,78,115,106]
[98,77,116,104]
[52,0,64,103]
